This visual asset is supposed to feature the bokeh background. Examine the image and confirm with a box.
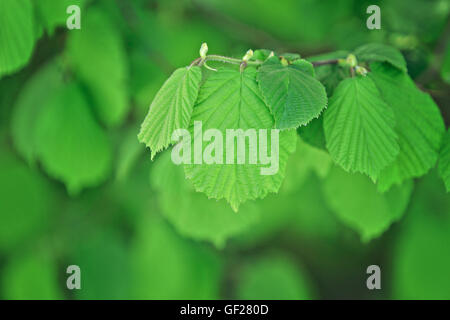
[0,0,449,299]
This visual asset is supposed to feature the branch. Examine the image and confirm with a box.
[190,54,341,69]
[311,59,339,67]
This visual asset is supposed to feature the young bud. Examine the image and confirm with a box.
[346,54,358,68]
[355,66,368,76]
[242,49,254,62]
[199,43,208,59]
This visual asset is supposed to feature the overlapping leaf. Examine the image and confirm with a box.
[257,57,327,129]
[138,66,202,159]
[369,62,445,191]
[354,43,407,72]
[323,76,399,180]
[184,67,297,211]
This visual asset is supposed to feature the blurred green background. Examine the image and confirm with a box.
[0,0,449,300]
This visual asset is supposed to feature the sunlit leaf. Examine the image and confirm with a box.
[184,67,297,211]
[369,63,445,191]
[138,66,202,159]
[258,57,327,129]
[324,76,399,180]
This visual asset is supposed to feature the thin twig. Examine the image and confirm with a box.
[311,59,339,67]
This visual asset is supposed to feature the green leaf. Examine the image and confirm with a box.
[323,166,413,242]
[236,253,315,300]
[66,8,129,127]
[2,249,62,299]
[392,171,450,299]
[34,0,86,35]
[184,67,297,211]
[251,49,273,62]
[257,57,327,129]
[0,151,52,251]
[138,66,202,159]
[369,63,445,191]
[151,151,260,248]
[354,43,407,72]
[0,0,36,78]
[324,76,399,180]
[291,58,315,76]
[34,83,112,195]
[438,130,450,192]
[11,61,64,164]
[130,215,222,299]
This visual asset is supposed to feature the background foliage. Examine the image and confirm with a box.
[0,0,449,299]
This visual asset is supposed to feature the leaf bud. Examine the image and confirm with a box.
[242,49,254,62]
[199,43,208,59]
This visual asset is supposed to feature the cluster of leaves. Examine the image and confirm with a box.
[139,43,449,219]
